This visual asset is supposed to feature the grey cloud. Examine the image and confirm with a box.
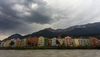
[0,0,53,31]
[24,11,52,24]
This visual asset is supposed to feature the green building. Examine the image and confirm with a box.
[62,39,65,45]
[83,39,91,46]
[72,39,76,46]
[44,38,49,47]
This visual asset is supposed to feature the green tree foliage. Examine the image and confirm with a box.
[48,43,50,46]
[27,41,31,46]
[56,40,60,45]
[10,41,15,46]
[32,43,34,46]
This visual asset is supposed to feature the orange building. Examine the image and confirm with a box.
[26,37,32,47]
[26,36,38,47]
[32,36,38,47]
[65,36,72,46]
[89,37,99,46]
[48,39,51,46]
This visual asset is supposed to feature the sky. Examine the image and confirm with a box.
[0,0,100,40]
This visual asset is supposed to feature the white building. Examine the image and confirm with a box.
[51,37,58,46]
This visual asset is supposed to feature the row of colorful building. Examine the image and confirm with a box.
[0,36,100,47]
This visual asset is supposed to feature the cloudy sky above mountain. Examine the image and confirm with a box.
[0,0,100,40]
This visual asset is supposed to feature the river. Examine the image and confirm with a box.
[0,50,100,57]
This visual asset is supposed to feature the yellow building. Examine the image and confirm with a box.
[74,39,79,46]
[0,42,4,47]
[5,40,11,47]
[58,39,63,45]
[38,36,44,47]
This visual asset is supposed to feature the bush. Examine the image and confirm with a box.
[40,46,47,49]
[23,45,29,49]
[32,47,38,49]
[6,46,13,49]
[66,45,72,49]
[10,41,15,46]
[14,46,22,49]
[57,44,67,49]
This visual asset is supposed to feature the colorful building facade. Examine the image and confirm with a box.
[26,37,32,47]
[44,38,48,47]
[0,41,4,47]
[83,39,91,46]
[89,37,99,46]
[16,38,21,46]
[58,36,63,45]
[51,37,58,46]
[5,40,11,47]
[65,36,72,46]
[74,39,79,46]
[20,38,26,47]
[38,36,45,47]
[32,36,38,47]
[78,38,85,46]
[48,39,52,46]
[72,39,75,46]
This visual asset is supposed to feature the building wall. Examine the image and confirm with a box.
[38,36,44,47]
[5,40,11,47]
[44,38,48,47]
[78,39,85,46]
[0,42,4,47]
[26,37,32,47]
[98,40,100,46]
[0,41,1,45]
[23,38,26,46]
[72,39,75,46]
[20,39,24,47]
[74,39,79,46]
[62,39,65,44]
[65,36,72,46]
[32,37,38,47]
[58,39,63,45]
[16,38,21,46]
[83,39,91,46]
[89,37,99,46]
[3,41,6,47]
[26,37,38,47]
[48,39,51,46]
[51,37,58,46]
[20,38,26,47]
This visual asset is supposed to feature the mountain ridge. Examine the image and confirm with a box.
[3,22,100,40]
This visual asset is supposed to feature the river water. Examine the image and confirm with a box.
[0,50,100,57]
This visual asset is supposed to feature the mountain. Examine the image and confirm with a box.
[4,22,100,40]
[4,34,22,40]
[63,22,100,35]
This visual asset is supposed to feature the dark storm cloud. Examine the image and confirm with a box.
[25,11,52,24]
[0,0,53,31]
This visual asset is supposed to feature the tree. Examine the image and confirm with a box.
[62,41,65,46]
[48,43,50,46]
[35,43,37,47]
[27,41,31,46]
[56,40,60,45]
[10,41,15,46]
[32,43,34,47]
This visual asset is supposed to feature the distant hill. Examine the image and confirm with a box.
[3,22,100,40]
[4,34,22,40]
